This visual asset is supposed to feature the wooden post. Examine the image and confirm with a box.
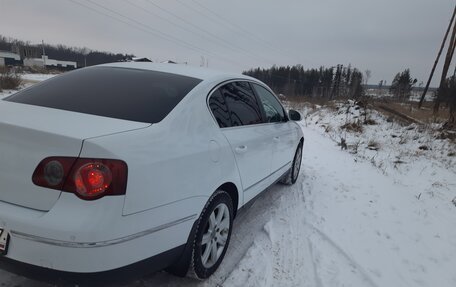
[434,16,456,114]
[419,6,456,108]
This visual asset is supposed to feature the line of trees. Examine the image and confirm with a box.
[243,64,364,99]
[0,35,134,67]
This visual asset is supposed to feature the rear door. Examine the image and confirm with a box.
[208,81,271,203]
[252,83,295,172]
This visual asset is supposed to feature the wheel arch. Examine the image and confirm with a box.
[218,182,239,218]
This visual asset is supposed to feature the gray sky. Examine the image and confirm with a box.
[0,0,455,85]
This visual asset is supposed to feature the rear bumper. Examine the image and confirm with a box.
[0,244,185,285]
[0,193,200,274]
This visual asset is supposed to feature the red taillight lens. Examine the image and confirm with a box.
[73,162,113,199]
[32,157,128,200]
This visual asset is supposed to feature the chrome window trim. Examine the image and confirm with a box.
[11,214,197,248]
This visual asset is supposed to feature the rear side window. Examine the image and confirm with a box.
[219,82,263,126]
[208,89,231,128]
[6,67,202,123]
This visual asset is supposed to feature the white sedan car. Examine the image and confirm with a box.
[0,63,303,281]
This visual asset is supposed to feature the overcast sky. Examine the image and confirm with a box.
[0,0,454,85]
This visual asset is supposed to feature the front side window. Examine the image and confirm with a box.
[252,83,286,123]
[219,82,263,126]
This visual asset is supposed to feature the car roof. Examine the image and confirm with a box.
[100,62,255,82]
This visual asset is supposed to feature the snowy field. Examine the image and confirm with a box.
[0,73,57,99]
[20,73,58,83]
[1,82,455,286]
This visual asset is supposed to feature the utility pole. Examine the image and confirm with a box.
[434,10,456,114]
[42,40,46,67]
[82,47,90,68]
[419,5,456,108]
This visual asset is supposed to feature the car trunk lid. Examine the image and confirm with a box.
[0,101,150,211]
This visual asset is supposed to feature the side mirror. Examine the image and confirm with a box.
[288,109,302,121]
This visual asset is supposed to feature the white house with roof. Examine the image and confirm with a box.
[23,55,77,69]
[0,51,21,66]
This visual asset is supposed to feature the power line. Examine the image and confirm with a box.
[67,0,242,68]
[145,0,275,66]
[68,0,202,55]
[189,0,315,65]
[125,0,209,42]
[189,0,272,49]
[83,0,214,56]
[124,0,261,66]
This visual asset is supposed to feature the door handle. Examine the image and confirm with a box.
[235,145,248,154]
[273,136,280,142]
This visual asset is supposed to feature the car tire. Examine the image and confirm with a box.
[280,142,303,185]
[188,190,234,279]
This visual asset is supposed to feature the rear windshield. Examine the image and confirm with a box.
[5,67,202,123]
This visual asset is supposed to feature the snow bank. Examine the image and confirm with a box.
[20,73,58,82]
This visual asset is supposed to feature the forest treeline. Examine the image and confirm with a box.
[0,35,134,67]
[243,64,364,99]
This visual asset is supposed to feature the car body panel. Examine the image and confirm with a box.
[0,63,304,274]
[81,82,243,216]
[271,121,299,170]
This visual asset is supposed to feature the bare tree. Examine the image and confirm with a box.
[364,69,372,86]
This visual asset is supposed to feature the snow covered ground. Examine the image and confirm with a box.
[0,73,57,99]
[20,73,58,83]
[0,85,455,286]
[0,89,17,100]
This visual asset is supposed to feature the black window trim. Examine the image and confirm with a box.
[206,79,289,129]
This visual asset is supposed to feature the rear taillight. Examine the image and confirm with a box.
[32,157,128,200]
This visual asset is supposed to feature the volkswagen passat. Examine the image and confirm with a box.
[0,63,303,280]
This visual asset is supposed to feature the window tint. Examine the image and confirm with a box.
[6,67,202,124]
[208,89,231,128]
[219,82,263,126]
[252,84,285,123]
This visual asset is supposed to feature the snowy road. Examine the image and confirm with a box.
[223,124,456,287]
[1,121,456,286]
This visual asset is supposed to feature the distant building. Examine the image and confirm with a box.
[23,55,77,69]
[132,57,152,62]
[11,44,40,59]
[0,51,22,66]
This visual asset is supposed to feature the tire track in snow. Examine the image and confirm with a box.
[305,222,379,287]
[222,164,380,287]
[308,240,324,287]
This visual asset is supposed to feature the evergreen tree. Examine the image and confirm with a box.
[390,69,417,99]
